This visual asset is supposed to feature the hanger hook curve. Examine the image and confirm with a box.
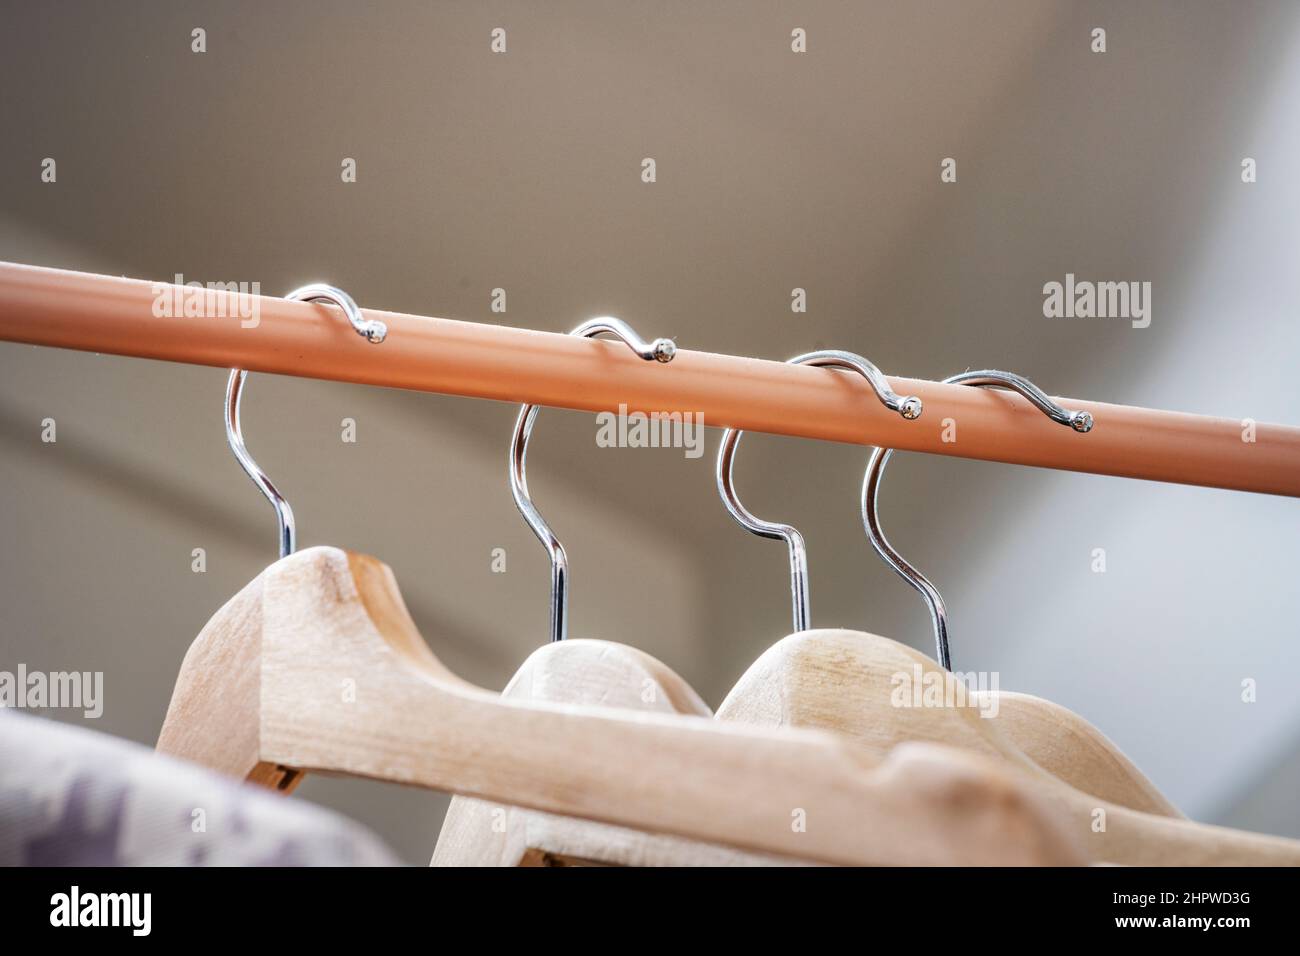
[862,369,1093,671]
[716,349,923,635]
[512,316,676,643]
[225,284,387,559]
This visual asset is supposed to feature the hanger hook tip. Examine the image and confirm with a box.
[1071,410,1094,433]
[899,395,923,420]
[651,337,676,363]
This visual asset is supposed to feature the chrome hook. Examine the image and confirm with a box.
[861,369,1092,670]
[511,316,675,643]
[225,284,387,558]
[716,349,923,634]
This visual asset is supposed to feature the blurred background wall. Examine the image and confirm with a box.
[2,0,1299,863]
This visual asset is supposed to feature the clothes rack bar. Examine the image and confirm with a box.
[1,260,1296,497]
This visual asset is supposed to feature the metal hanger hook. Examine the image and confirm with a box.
[861,369,1093,671]
[511,316,676,643]
[716,349,923,635]
[225,284,387,559]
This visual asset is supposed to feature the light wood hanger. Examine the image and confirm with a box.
[432,639,796,866]
[982,691,1178,816]
[856,369,1183,815]
[712,629,1177,817]
[156,546,1090,866]
[713,358,1180,816]
[716,629,1300,864]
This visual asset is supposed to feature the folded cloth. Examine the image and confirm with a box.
[0,709,398,865]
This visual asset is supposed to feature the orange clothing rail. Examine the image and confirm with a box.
[1,260,1296,497]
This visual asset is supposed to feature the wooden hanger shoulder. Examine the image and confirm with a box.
[157,547,1087,866]
[433,640,795,866]
[715,629,1300,864]
[718,629,1179,816]
[155,570,288,789]
[991,691,1181,817]
[716,629,1036,767]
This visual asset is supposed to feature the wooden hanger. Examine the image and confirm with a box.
[718,628,1300,863]
[432,639,795,866]
[981,691,1178,816]
[714,359,1179,815]
[716,629,1179,816]
[156,546,1090,866]
[853,369,1183,815]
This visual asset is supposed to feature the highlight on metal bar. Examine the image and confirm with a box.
[511,316,676,643]
[225,284,387,558]
[861,369,1093,670]
[716,349,923,635]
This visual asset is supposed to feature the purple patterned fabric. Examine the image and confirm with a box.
[0,710,398,866]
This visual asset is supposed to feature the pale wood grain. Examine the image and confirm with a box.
[435,630,1292,865]
[717,631,1293,864]
[717,631,1180,816]
[433,640,799,866]
[158,547,1089,866]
